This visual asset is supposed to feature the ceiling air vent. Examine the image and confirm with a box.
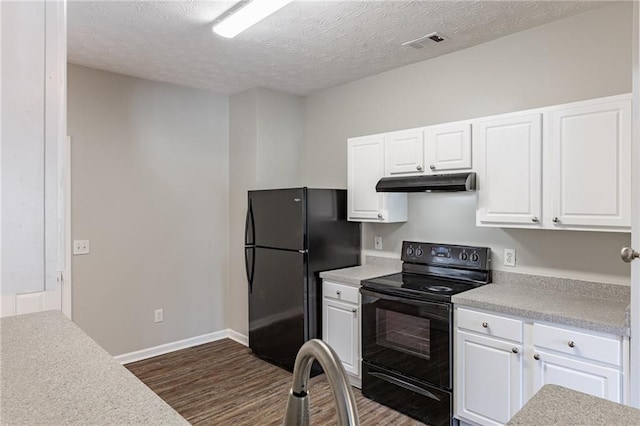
[402,32,448,49]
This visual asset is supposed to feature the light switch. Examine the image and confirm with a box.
[73,240,90,255]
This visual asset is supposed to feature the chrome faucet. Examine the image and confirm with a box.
[283,339,359,426]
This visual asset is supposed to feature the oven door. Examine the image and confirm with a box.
[361,288,452,389]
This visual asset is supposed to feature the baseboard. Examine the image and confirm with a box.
[115,328,248,365]
[227,329,249,346]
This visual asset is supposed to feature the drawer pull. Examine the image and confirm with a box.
[482,322,488,328]
[568,341,575,348]
[512,347,518,354]
[533,354,540,361]
[336,290,341,296]
[352,308,357,314]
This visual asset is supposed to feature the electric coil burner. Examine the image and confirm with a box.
[360,241,491,426]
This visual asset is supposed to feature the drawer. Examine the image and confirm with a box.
[532,323,621,366]
[457,308,523,342]
[323,281,359,304]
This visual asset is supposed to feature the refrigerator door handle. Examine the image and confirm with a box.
[245,200,255,246]
[245,246,255,293]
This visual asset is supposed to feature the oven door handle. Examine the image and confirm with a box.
[368,372,441,402]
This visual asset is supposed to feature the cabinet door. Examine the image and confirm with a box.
[347,136,385,220]
[347,136,407,222]
[530,350,621,403]
[323,298,359,376]
[384,129,425,176]
[475,114,542,227]
[425,122,472,173]
[456,330,523,426]
[548,98,631,230]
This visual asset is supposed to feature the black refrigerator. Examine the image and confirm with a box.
[245,188,361,372]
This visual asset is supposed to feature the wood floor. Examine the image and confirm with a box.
[126,339,427,425]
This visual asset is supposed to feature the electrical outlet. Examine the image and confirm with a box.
[154,309,164,323]
[504,248,516,267]
[73,240,90,255]
[374,236,382,250]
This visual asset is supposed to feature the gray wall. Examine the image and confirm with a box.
[303,3,632,284]
[228,88,304,334]
[68,64,229,355]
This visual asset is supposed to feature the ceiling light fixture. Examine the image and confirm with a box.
[213,0,294,39]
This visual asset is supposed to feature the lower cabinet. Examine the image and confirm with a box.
[456,331,523,426]
[454,306,627,426]
[322,280,361,387]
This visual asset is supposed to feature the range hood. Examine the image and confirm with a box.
[375,172,476,192]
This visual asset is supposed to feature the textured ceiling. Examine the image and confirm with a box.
[67,0,610,95]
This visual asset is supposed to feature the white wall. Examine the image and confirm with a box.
[67,64,229,355]
[302,3,633,284]
[228,88,304,335]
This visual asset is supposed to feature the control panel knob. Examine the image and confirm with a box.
[470,252,479,262]
[406,247,414,256]
[459,252,468,261]
[415,248,423,256]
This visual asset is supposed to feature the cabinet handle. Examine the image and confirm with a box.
[552,217,560,223]
[533,354,540,360]
[512,347,519,354]
[482,322,488,328]
[377,213,383,219]
[429,164,436,171]
[531,217,539,223]
[352,308,357,314]
[416,165,423,171]
[568,341,575,348]
[336,290,341,296]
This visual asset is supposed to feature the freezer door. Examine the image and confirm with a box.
[249,247,306,372]
[248,188,305,250]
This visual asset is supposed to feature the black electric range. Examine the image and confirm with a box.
[360,241,492,426]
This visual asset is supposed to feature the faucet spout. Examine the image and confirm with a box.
[283,339,359,426]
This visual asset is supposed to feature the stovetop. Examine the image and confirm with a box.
[361,272,485,303]
[361,241,492,303]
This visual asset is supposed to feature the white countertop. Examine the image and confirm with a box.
[0,311,188,425]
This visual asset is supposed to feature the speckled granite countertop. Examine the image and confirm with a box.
[0,311,188,425]
[452,271,630,336]
[319,256,402,286]
[508,385,640,425]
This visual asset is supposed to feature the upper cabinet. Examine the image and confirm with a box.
[383,122,473,178]
[347,136,407,222]
[546,97,631,231]
[425,122,472,173]
[475,113,543,227]
[384,129,425,176]
[475,94,631,232]
[347,93,631,231]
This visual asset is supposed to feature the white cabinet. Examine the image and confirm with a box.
[384,129,425,176]
[475,94,631,232]
[546,97,631,231]
[529,322,623,403]
[347,136,407,222]
[530,350,621,403]
[425,122,472,173]
[322,281,361,387]
[474,113,543,227]
[455,309,523,426]
[454,307,628,426]
[383,122,473,177]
